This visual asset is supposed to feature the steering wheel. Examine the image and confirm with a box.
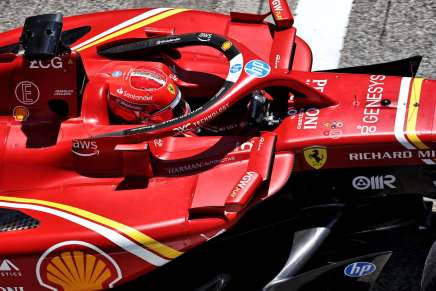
[95,32,269,142]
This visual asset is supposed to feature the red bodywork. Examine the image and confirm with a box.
[0,6,434,291]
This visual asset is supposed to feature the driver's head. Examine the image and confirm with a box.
[108,62,190,124]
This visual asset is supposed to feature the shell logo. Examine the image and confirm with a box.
[221,41,233,52]
[13,106,30,122]
[37,241,122,291]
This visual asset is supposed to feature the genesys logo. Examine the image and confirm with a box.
[0,259,21,277]
[352,175,397,190]
[72,140,100,157]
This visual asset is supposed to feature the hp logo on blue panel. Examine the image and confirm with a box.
[244,60,271,78]
[344,262,376,277]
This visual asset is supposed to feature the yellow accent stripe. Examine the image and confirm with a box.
[0,196,182,259]
[406,78,427,149]
[77,8,189,52]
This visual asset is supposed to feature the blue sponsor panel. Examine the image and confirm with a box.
[230,64,242,73]
[344,262,376,277]
[244,60,271,78]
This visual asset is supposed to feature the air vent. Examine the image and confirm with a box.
[0,209,39,232]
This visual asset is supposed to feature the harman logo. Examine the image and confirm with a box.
[344,262,376,277]
[352,175,397,190]
[0,259,21,277]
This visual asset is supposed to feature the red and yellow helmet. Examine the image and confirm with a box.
[108,62,190,124]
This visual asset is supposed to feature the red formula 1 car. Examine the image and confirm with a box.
[0,1,435,290]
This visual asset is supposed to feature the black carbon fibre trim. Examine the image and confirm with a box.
[102,80,235,137]
[0,26,92,54]
[98,32,241,61]
[0,208,39,232]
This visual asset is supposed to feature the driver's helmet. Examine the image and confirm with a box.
[108,62,190,124]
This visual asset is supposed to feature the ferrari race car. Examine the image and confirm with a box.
[0,1,435,290]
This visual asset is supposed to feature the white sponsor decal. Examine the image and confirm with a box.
[15,81,40,105]
[230,171,256,198]
[352,175,397,190]
[197,33,212,42]
[173,123,192,134]
[29,57,63,69]
[274,54,281,69]
[192,104,230,128]
[154,139,164,147]
[72,140,99,157]
[0,287,24,291]
[305,79,328,92]
[349,150,436,161]
[166,156,236,175]
[156,37,181,45]
[53,89,74,96]
[295,107,319,130]
[272,0,284,12]
[349,151,412,161]
[0,260,21,278]
[226,53,244,83]
[357,75,386,135]
[117,88,152,102]
[234,140,255,152]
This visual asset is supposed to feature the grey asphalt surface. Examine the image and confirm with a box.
[0,0,434,78]
[0,1,434,291]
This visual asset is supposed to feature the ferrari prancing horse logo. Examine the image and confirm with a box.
[303,146,327,169]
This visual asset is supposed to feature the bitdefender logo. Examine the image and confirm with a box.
[0,259,22,277]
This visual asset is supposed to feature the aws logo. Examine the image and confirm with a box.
[72,140,100,157]
[37,241,122,291]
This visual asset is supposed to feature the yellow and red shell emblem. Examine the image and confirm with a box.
[13,106,30,122]
[221,41,233,51]
[37,241,122,291]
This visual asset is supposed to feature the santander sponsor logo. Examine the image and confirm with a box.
[116,88,152,102]
[72,140,100,157]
